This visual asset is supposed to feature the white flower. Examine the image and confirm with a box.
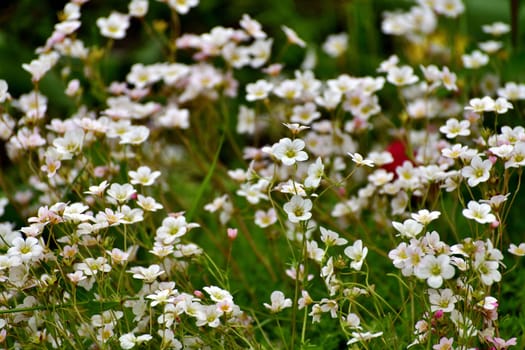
[392,219,424,239]
[493,97,513,114]
[440,66,458,91]
[203,285,233,302]
[107,183,136,204]
[320,227,348,246]
[461,156,492,187]
[263,291,292,313]
[347,331,383,345]
[386,65,419,86]
[129,166,161,186]
[167,0,199,14]
[63,202,91,222]
[0,197,8,217]
[283,195,312,223]
[0,80,10,103]
[136,195,163,212]
[348,152,375,167]
[462,201,496,224]
[156,216,189,243]
[439,118,470,138]
[414,254,455,288]
[464,96,495,113]
[435,0,465,18]
[271,138,308,166]
[508,243,525,256]
[473,256,501,285]
[246,79,273,101]
[273,79,303,100]
[428,288,457,313]
[74,257,112,276]
[290,102,320,125]
[411,210,441,225]
[7,237,44,263]
[462,50,489,69]
[53,128,84,159]
[304,157,324,189]
[254,208,277,228]
[128,264,164,283]
[119,333,153,349]
[96,12,130,39]
[344,313,362,329]
[322,33,348,58]
[482,21,510,36]
[195,304,223,328]
[119,125,150,145]
[344,240,368,271]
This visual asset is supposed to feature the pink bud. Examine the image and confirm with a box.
[94,166,108,177]
[227,228,238,240]
[65,79,80,96]
[193,290,204,299]
[491,220,500,229]
[489,155,497,165]
[434,309,444,319]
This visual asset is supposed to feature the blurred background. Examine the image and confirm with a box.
[0,0,523,101]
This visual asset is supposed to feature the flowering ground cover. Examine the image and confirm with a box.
[0,0,525,348]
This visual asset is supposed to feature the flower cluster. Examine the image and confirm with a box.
[0,0,523,349]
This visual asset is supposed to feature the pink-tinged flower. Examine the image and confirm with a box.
[414,254,455,288]
[227,228,238,240]
[240,14,266,39]
[263,291,292,313]
[432,337,454,350]
[281,25,306,47]
[486,336,517,350]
